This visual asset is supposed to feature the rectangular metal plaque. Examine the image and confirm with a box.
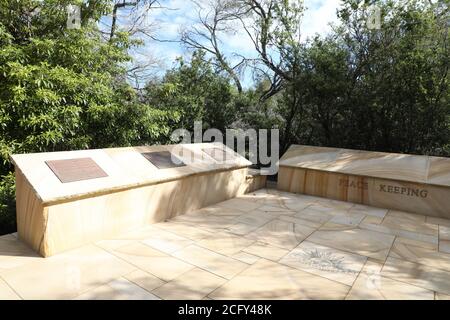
[141,151,186,169]
[45,158,108,183]
[203,147,234,162]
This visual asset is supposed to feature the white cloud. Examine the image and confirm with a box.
[138,0,343,77]
[301,0,342,40]
[148,1,192,39]
[220,27,257,56]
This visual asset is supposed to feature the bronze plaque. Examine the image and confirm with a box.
[203,147,234,162]
[45,158,108,183]
[141,151,186,169]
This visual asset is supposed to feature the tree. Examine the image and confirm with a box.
[240,0,449,155]
[0,0,176,234]
[232,0,305,98]
[106,0,165,88]
[180,0,245,93]
[144,50,240,132]
[335,0,449,154]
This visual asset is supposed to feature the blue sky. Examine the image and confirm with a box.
[114,0,343,86]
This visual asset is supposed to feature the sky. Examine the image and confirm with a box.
[120,0,343,86]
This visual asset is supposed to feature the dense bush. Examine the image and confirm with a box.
[0,173,15,235]
[0,0,177,234]
[144,51,242,132]
[247,0,449,155]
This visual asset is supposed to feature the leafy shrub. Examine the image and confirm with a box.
[0,173,16,235]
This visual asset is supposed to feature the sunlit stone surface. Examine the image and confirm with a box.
[10,143,266,257]
[278,145,450,218]
[1,188,450,300]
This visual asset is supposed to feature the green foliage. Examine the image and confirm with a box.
[334,0,449,154]
[0,0,176,234]
[0,173,15,235]
[144,51,240,132]
[246,0,449,155]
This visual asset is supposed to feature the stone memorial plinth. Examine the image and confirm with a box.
[278,145,450,219]
[11,143,257,257]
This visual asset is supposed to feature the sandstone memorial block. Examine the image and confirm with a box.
[278,145,450,219]
[11,142,264,257]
